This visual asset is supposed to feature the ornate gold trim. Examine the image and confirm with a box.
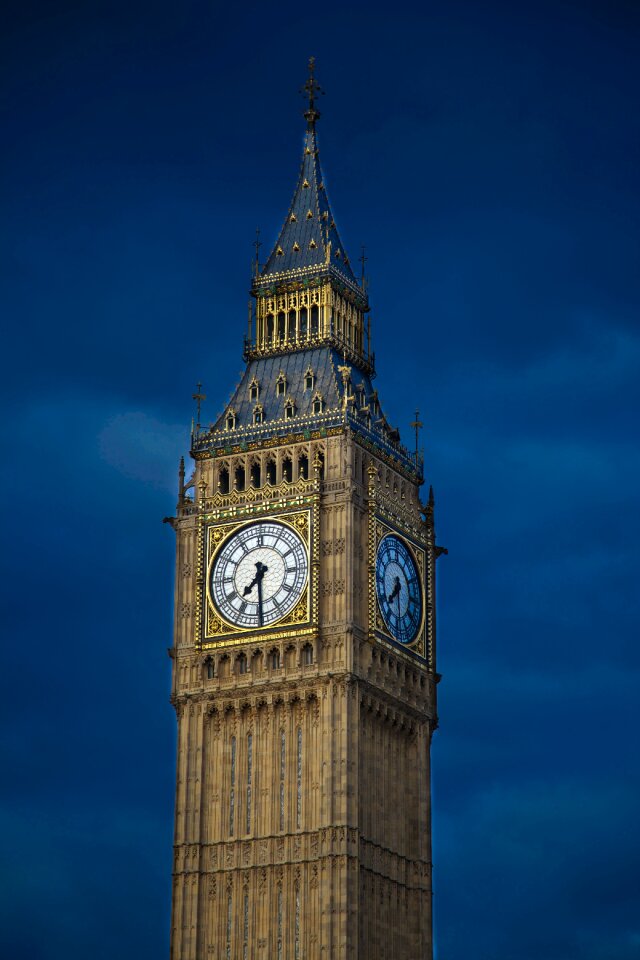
[198,507,317,649]
[370,512,428,661]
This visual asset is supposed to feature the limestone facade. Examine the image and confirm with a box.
[168,430,439,959]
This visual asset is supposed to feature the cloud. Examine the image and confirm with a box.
[98,410,188,493]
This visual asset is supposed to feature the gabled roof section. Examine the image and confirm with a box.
[262,124,356,285]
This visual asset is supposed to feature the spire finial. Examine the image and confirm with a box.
[301,56,324,127]
[253,227,261,278]
[410,409,423,459]
[192,381,206,428]
[360,245,368,287]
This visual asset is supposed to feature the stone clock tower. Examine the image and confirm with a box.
[167,61,444,960]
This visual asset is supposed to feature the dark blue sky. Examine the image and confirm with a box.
[2,2,639,958]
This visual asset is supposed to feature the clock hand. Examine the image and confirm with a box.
[242,561,268,595]
[387,576,401,605]
[257,573,264,627]
[243,561,268,626]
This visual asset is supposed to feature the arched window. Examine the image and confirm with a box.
[311,303,319,335]
[312,393,324,415]
[226,410,236,430]
[251,650,263,673]
[302,644,314,666]
[218,467,230,494]
[269,648,280,670]
[282,457,293,483]
[250,462,261,488]
[253,404,264,425]
[276,373,287,396]
[235,465,245,492]
[249,378,260,401]
[284,399,295,420]
[288,309,296,341]
[299,306,308,338]
[298,454,309,480]
[304,368,314,391]
[237,653,248,675]
[284,645,296,669]
[277,311,286,342]
[266,459,276,485]
[206,659,215,679]
[266,314,274,342]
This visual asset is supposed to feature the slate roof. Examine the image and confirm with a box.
[212,345,375,432]
[261,125,357,285]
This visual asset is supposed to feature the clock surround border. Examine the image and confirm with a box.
[195,503,319,650]
[367,467,428,662]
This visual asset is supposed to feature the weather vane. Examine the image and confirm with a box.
[192,381,206,427]
[301,56,324,124]
[410,409,423,457]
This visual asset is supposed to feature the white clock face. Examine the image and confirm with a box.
[210,520,308,629]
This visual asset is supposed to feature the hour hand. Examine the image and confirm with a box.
[243,561,268,596]
[387,576,401,604]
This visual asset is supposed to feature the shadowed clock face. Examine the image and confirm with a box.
[210,521,308,629]
[376,534,422,644]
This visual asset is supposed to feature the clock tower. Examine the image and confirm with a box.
[167,61,444,960]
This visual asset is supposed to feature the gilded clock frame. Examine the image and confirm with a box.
[198,507,318,650]
[369,513,428,662]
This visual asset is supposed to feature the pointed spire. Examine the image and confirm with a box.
[260,60,356,286]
